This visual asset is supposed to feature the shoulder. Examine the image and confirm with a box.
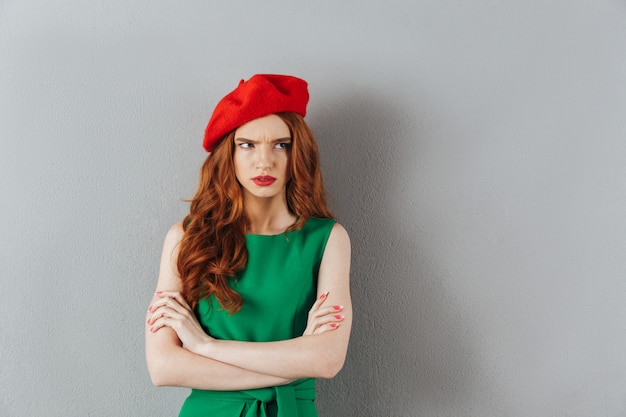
[327,223,350,253]
[318,223,351,284]
[165,221,185,245]
[156,221,185,289]
[303,217,336,230]
[302,218,346,246]
[303,218,349,244]
[160,221,185,268]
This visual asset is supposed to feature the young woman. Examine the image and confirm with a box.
[145,74,352,417]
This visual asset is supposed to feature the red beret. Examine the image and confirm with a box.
[203,74,309,152]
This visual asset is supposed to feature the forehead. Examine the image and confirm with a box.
[234,114,290,139]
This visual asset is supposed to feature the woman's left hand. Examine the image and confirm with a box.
[302,292,345,336]
[147,291,213,355]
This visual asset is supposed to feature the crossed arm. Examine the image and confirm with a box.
[145,221,352,390]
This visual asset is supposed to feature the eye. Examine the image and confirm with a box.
[238,142,254,149]
[274,142,291,150]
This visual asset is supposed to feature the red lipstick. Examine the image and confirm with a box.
[252,176,276,186]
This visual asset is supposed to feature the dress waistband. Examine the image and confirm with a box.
[189,378,315,417]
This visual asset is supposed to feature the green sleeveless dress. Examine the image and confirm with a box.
[178,217,336,417]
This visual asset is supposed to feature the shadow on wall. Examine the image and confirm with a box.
[313,88,483,416]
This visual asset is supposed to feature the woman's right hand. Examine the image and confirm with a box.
[302,292,345,336]
[147,291,214,356]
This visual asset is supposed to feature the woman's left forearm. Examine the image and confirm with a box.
[199,324,351,379]
[197,224,353,380]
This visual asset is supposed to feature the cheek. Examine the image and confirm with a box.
[233,149,249,167]
[280,156,291,178]
[233,155,246,180]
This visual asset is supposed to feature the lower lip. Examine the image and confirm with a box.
[253,177,276,186]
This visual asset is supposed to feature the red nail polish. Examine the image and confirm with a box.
[149,327,154,332]
[148,305,152,312]
[146,318,151,324]
[333,305,343,311]
[319,292,328,300]
[335,315,344,320]
[330,323,339,328]
[155,291,162,296]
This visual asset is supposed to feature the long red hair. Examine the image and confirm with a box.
[177,113,333,313]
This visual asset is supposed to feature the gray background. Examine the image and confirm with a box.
[1,1,626,416]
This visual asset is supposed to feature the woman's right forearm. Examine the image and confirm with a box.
[146,224,293,390]
[146,329,293,390]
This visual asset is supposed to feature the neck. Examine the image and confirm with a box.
[243,194,296,235]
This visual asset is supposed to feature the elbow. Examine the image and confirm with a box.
[150,376,166,387]
[146,335,185,387]
[147,356,173,387]
[318,366,342,379]
[149,371,168,387]
[316,355,346,379]
[307,333,350,379]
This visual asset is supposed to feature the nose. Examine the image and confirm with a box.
[255,145,274,170]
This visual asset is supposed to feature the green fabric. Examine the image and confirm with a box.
[178,217,336,417]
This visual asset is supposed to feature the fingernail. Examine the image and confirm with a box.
[155,291,162,296]
[334,315,344,320]
[319,292,328,300]
[330,323,339,328]
[333,305,343,311]
[148,305,152,312]
[149,327,154,332]
[146,318,151,324]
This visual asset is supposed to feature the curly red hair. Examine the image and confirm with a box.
[177,113,333,313]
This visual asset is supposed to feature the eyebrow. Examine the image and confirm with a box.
[234,137,292,143]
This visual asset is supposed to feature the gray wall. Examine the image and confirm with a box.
[1,1,625,416]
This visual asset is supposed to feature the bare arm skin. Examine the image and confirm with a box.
[150,223,352,380]
[145,222,349,388]
[145,223,294,390]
